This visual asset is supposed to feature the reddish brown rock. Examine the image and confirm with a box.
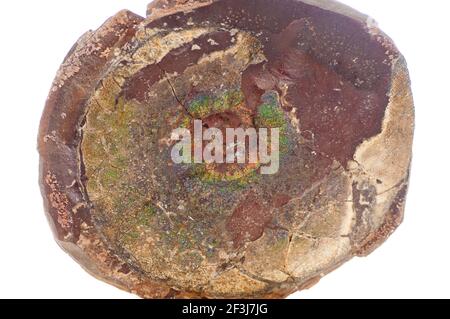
[39,0,414,299]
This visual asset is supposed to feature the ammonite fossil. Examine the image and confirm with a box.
[38,0,414,298]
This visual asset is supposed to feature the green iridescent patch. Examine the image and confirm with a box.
[255,91,290,153]
[187,89,244,118]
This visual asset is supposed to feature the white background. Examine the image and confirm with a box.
[0,0,449,299]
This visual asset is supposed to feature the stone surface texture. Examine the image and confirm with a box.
[38,0,414,299]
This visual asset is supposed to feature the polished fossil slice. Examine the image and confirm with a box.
[39,0,414,299]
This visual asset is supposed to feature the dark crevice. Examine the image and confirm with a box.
[157,64,194,119]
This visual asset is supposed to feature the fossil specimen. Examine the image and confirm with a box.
[38,0,414,298]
